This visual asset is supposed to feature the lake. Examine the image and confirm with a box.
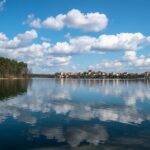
[0,78,150,150]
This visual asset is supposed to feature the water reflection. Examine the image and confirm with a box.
[0,79,150,150]
[0,79,32,124]
[0,79,31,100]
[28,125,108,148]
[0,79,149,125]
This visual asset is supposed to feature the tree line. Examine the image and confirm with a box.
[0,57,28,78]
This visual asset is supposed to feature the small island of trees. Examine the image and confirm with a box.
[0,57,28,78]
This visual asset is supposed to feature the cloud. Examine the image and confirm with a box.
[0,30,72,73]
[123,51,150,69]
[42,14,65,30]
[25,9,108,32]
[70,33,149,53]
[0,0,6,11]
[89,60,123,71]
[124,51,150,68]
[0,30,150,72]
[89,51,150,72]
[45,33,150,54]
[0,29,38,49]
[0,32,8,41]
[40,37,51,42]
[64,9,108,32]
[124,51,137,61]
[92,33,147,51]
[28,56,71,67]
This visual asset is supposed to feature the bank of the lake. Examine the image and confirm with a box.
[0,57,28,78]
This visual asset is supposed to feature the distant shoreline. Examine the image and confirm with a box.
[0,71,150,80]
[0,77,149,80]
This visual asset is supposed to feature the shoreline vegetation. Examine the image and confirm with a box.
[0,57,150,79]
[0,57,28,79]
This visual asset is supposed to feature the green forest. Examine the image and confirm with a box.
[0,57,28,78]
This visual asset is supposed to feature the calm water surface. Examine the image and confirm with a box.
[0,78,150,150]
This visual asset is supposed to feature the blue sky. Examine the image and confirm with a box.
[0,0,150,73]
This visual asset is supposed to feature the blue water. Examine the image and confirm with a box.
[0,78,150,150]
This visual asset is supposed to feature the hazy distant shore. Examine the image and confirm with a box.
[28,71,150,79]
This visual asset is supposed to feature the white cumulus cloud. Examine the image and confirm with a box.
[25,9,108,32]
[0,30,72,73]
[0,29,150,72]
[89,51,150,72]
[45,33,149,54]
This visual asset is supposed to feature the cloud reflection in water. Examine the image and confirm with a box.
[0,79,150,125]
[0,79,150,150]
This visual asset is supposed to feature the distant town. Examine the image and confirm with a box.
[30,70,150,79]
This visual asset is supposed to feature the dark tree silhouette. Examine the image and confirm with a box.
[0,57,28,78]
